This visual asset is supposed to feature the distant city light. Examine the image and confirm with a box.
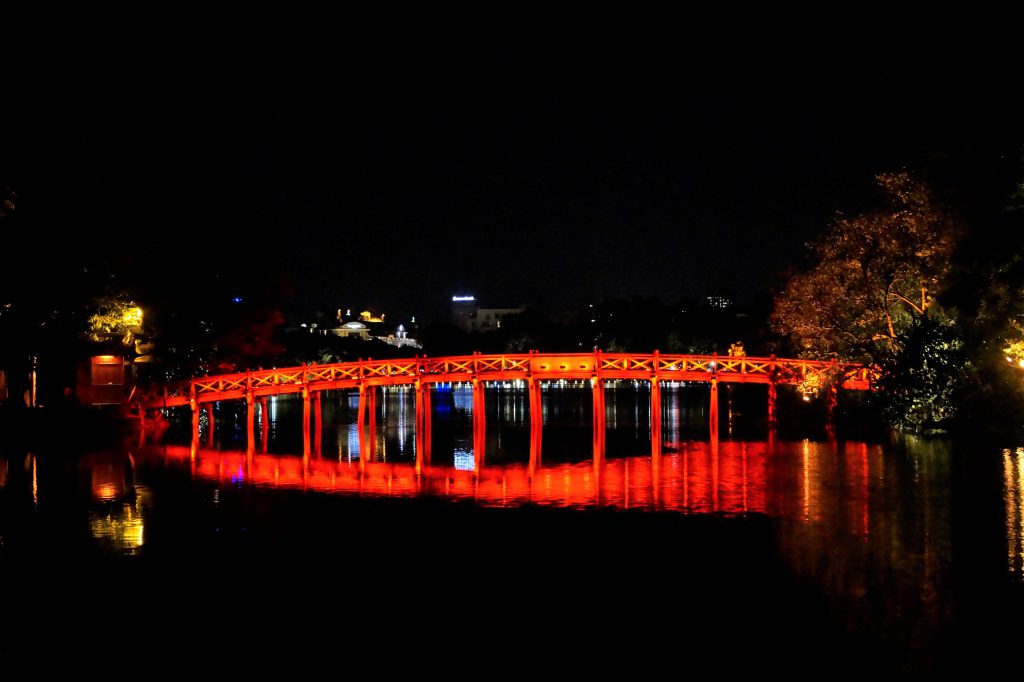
[452,295,476,302]
[232,297,243,303]
[454,450,475,471]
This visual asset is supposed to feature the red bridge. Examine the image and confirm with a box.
[138,351,871,457]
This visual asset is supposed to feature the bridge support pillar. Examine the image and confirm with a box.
[421,384,429,464]
[826,384,837,431]
[205,403,215,446]
[528,377,542,477]
[189,389,199,445]
[767,381,777,430]
[711,428,720,512]
[301,385,311,459]
[472,378,486,472]
[313,390,322,457]
[415,381,431,470]
[592,377,606,462]
[650,376,662,457]
[357,383,367,438]
[709,377,719,438]
[259,397,269,452]
[368,385,379,460]
[246,391,256,450]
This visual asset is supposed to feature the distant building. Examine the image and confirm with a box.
[384,324,421,349]
[357,310,385,324]
[76,302,149,406]
[321,308,421,348]
[330,321,371,339]
[77,352,132,405]
[451,294,524,333]
[706,296,732,309]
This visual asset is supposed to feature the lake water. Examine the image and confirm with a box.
[1,384,1022,676]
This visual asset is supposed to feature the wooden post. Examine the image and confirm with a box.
[592,373,606,504]
[357,383,367,434]
[415,380,425,472]
[529,421,542,480]
[528,375,542,477]
[826,384,838,438]
[592,376,605,463]
[421,383,430,465]
[711,427,720,512]
[313,390,322,458]
[472,377,486,473]
[205,403,215,447]
[301,384,311,459]
[767,381,777,430]
[650,376,662,458]
[259,397,269,453]
[246,391,256,450]
[189,385,199,444]
[709,377,719,438]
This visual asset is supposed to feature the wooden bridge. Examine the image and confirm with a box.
[138,351,871,457]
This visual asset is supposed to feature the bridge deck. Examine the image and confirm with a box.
[138,352,871,410]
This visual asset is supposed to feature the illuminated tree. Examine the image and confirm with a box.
[771,172,958,364]
[86,296,145,345]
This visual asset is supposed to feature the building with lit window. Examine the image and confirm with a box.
[450,294,524,333]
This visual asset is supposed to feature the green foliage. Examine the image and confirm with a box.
[878,317,964,431]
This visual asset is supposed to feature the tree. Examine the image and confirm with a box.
[950,155,1024,433]
[86,295,145,345]
[771,172,958,365]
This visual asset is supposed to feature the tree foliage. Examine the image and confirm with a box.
[771,172,958,364]
[86,295,144,345]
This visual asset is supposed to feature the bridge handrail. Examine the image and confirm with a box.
[139,352,874,408]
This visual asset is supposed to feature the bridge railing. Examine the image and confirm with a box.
[139,352,876,408]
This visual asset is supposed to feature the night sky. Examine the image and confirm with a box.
[3,19,1021,319]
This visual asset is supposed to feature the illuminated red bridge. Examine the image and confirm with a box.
[138,351,872,456]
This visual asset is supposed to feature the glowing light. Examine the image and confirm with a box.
[122,306,143,327]
[451,296,476,302]
[232,297,243,303]
[454,450,475,471]
[90,499,146,554]
[96,483,119,501]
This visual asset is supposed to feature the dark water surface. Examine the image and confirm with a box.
[1,385,1022,677]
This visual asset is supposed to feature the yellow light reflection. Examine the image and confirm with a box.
[89,486,147,555]
[1004,448,1024,576]
[802,440,810,521]
[31,454,37,508]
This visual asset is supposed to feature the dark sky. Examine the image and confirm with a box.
[3,19,1022,319]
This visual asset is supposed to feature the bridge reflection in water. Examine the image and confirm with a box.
[149,439,875,522]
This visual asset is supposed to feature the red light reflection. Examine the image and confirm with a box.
[151,440,870,520]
